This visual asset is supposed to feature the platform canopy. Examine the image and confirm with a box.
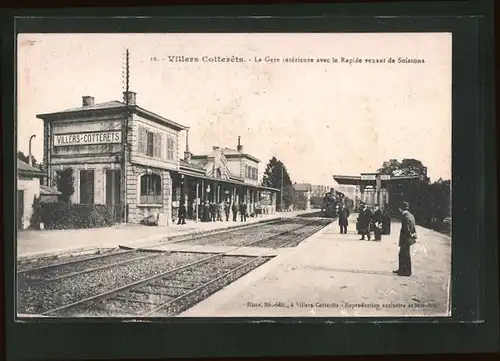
[333,173,420,186]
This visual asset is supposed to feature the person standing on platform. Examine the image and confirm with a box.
[393,201,417,277]
[202,202,210,222]
[382,203,391,235]
[232,202,238,221]
[372,205,383,241]
[210,202,217,222]
[224,201,230,221]
[217,202,223,222]
[177,202,187,225]
[338,203,349,234]
[358,203,373,241]
[240,202,247,222]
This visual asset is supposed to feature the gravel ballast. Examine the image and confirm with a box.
[19,252,210,315]
[17,248,120,272]
[49,255,268,317]
[20,250,156,283]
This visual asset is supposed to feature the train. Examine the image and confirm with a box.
[320,189,354,218]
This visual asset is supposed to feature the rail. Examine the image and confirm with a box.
[38,218,330,317]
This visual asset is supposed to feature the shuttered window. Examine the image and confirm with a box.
[166,136,175,160]
[138,126,164,159]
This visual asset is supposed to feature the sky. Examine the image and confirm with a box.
[17,33,452,186]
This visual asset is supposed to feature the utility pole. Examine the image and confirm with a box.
[122,48,130,223]
[280,162,284,212]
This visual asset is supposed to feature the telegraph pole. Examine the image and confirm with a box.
[122,49,130,223]
[280,162,284,212]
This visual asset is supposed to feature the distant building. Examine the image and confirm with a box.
[310,184,331,198]
[293,183,312,210]
[17,158,60,230]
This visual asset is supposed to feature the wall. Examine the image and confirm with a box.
[226,156,259,185]
[17,177,40,230]
[126,165,172,225]
[226,158,242,179]
[45,113,123,190]
[129,113,180,171]
[49,163,120,204]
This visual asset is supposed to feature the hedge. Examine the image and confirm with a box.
[30,202,122,230]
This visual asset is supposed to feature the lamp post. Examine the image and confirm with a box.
[28,134,36,166]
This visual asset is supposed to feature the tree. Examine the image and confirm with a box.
[378,158,429,183]
[261,156,296,209]
[378,158,450,229]
[55,167,75,203]
[18,151,44,171]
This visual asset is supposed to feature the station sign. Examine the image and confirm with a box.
[53,131,122,147]
[380,174,391,180]
[360,174,376,181]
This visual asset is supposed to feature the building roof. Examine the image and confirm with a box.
[180,159,206,173]
[17,159,45,176]
[293,183,312,192]
[333,174,421,185]
[40,184,61,196]
[191,147,260,163]
[36,100,188,131]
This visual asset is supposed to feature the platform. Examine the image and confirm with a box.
[17,209,317,260]
[180,214,452,317]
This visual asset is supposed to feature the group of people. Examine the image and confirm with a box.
[337,200,418,277]
[356,203,392,241]
[336,202,391,240]
[176,201,249,225]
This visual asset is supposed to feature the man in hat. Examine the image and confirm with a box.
[393,201,417,277]
[372,205,383,241]
[358,203,373,241]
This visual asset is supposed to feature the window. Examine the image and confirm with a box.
[80,170,95,205]
[140,173,162,204]
[146,131,154,157]
[138,127,164,159]
[245,166,258,180]
[166,136,175,160]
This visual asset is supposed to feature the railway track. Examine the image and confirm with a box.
[30,218,331,317]
[17,218,297,283]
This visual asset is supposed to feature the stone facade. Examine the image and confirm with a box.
[37,93,187,225]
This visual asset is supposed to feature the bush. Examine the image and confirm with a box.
[31,202,119,230]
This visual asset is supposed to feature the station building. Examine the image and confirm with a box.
[37,92,279,225]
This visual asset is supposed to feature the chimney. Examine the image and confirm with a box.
[123,91,137,106]
[237,136,243,152]
[82,96,95,107]
[184,129,192,163]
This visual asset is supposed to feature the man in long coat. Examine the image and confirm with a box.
[338,204,350,234]
[393,201,417,277]
[231,202,238,221]
[372,205,383,241]
[382,203,392,235]
[224,201,230,221]
[358,203,373,241]
[239,202,247,222]
[177,202,186,225]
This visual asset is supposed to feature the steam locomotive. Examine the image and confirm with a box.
[321,189,354,218]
